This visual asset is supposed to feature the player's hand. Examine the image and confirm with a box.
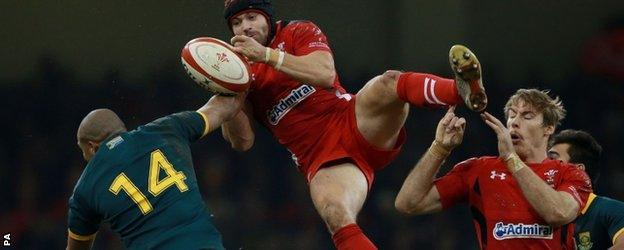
[480,112,515,159]
[434,106,466,150]
[230,35,265,63]
[207,91,248,121]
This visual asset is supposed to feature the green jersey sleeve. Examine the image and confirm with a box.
[146,111,209,142]
[67,190,101,240]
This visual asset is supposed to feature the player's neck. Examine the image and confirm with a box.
[519,147,548,164]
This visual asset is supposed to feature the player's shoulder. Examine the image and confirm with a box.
[458,156,499,166]
[284,19,319,27]
[595,195,624,212]
[71,165,96,199]
[544,159,590,176]
[452,156,499,170]
[543,158,575,168]
[281,19,322,32]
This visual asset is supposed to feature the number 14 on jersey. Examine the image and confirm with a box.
[109,149,188,214]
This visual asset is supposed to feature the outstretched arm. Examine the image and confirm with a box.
[222,100,255,151]
[395,107,466,215]
[196,93,247,136]
[230,35,336,88]
[481,112,581,227]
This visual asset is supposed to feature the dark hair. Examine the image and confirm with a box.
[550,129,603,183]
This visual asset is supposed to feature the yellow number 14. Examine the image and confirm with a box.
[109,149,188,214]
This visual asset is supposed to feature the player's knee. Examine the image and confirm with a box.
[378,70,400,87]
[370,70,401,95]
[382,70,401,81]
[318,199,354,231]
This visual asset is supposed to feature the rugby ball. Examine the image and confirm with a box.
[181,37,251,95]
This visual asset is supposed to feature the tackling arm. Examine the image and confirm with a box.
[196,93,247,136]
[222,100,255,151]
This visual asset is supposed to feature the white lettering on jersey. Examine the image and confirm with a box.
[493,222,553,240]
[267,85,316,125]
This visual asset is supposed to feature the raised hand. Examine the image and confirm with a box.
[480,111,515,159]
[207,91,248,121]
[230,35,266,63]
[435,106,466,151]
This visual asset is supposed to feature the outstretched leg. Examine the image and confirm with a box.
[355,45,485,149]
[310,163,376,250]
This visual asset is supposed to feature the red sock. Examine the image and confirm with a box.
[396,72,462,108]
[331,224,377,250]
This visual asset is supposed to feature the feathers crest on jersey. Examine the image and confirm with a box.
[224,0,276,43]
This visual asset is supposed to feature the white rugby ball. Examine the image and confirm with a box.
[181,37,251,94]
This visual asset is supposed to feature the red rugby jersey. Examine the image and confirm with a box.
[247,20,351,167]
[434,157,592,249]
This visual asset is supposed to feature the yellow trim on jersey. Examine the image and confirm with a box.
[581,193,597,215]
[613,227,624,244]
[196,111,210,137]
[68,229,96,241]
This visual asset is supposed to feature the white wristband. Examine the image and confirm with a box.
[275,51,285,70]
[264,47,271,63]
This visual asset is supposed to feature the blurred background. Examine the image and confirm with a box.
[1,1,623,249]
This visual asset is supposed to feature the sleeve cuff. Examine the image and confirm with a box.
[68,229,97,241]
[614,227,624,244]
[196,111,210,137]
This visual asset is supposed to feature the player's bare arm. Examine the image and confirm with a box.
[481,111,580,226]
[231,35,336,88]
[66,237,94,250]
[197,93,247,135]
[222,100,255,151]
[611,234,624,250]
[395,107,465,214]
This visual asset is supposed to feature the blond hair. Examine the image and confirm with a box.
[504,89,566,127]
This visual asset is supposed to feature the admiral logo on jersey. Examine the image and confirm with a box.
[268,85,316,125]
[493,222,553,240]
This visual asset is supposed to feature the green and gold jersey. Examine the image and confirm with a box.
[68,111,224,250]
[574,193,624,250]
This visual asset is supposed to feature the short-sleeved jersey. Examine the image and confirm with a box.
[574,193,624,250]
[68,111,225,250]
[434,157,592,249]
[247,20,352,168]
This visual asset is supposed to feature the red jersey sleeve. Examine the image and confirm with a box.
[556,164,593,214]
[288,21,332,56]
[433,158,475,209]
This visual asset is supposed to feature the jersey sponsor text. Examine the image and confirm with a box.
[493,222,553,240]
[267,85,316,125]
